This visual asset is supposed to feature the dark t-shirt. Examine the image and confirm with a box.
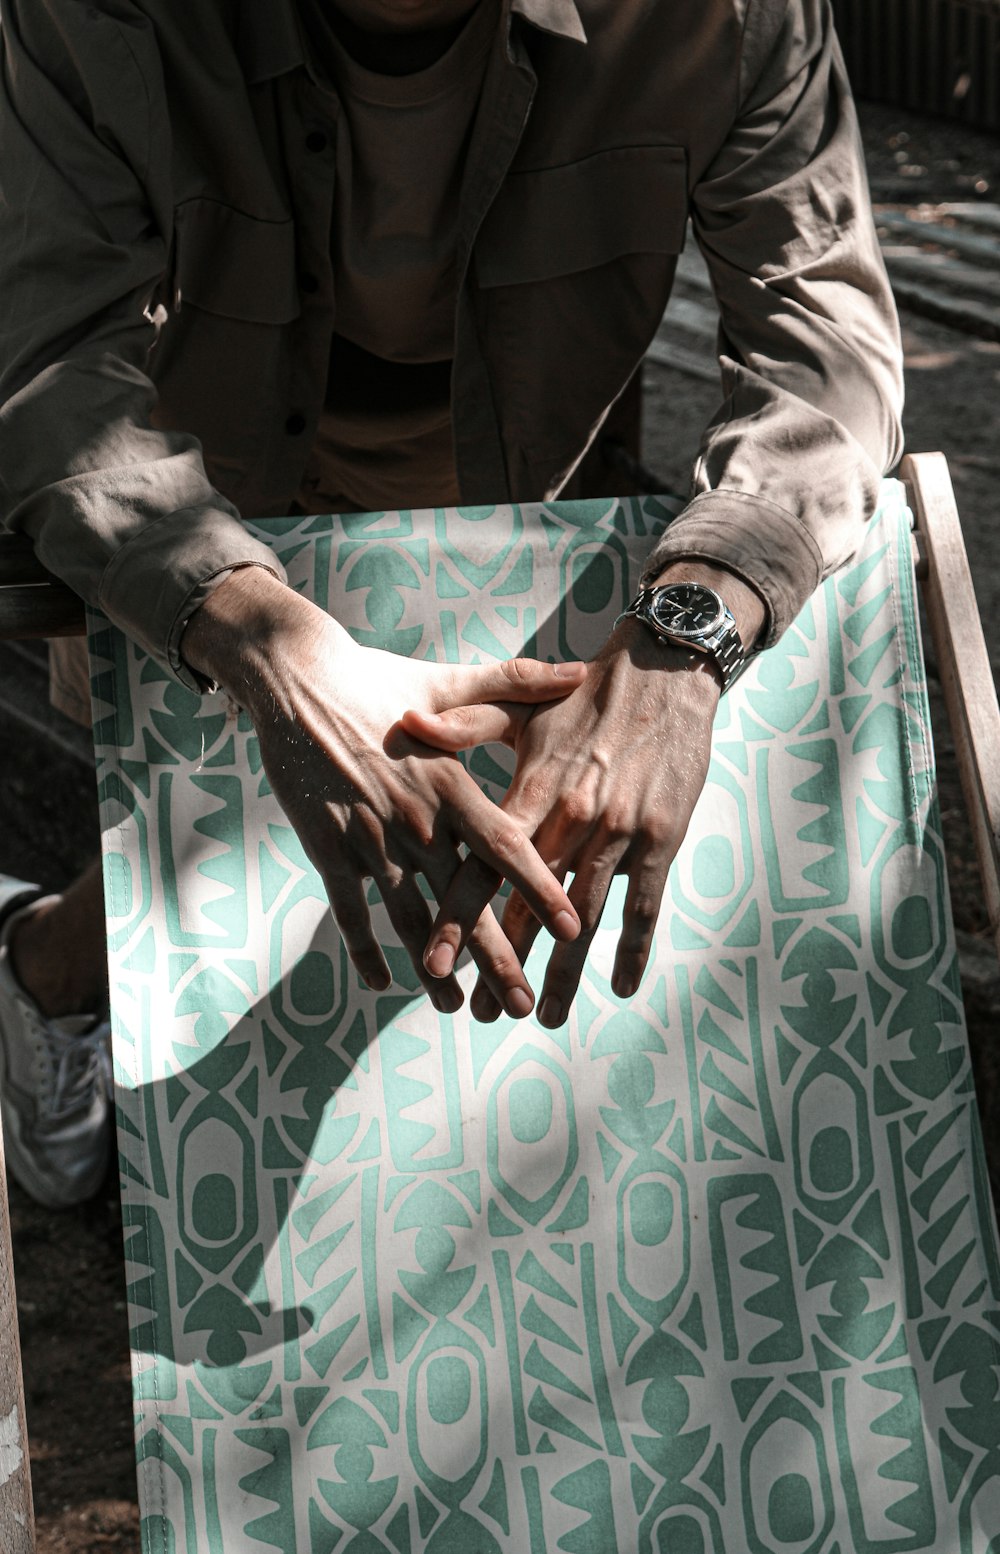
[294,0,499,512]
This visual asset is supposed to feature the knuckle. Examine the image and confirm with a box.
[513,775,548,817]
[407,812,436,850]
[479,940,519,982]
[397,791,442,847]
[380,863,406,893]
[628,896,661,935]
[642,815,677,851]
[434,761,464,802]
[560,789,595,829]
[490,823,526,862]
[502,657,529,687]
[603,811,635,847]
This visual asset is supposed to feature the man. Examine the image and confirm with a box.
[0,0,903,1205]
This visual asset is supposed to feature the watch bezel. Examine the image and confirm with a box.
[646,583,727,641]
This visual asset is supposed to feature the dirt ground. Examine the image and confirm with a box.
[1,99,999,1553]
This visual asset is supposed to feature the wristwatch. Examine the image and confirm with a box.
[617,580,749,692]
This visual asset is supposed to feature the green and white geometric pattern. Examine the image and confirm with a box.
[91,483,1000,1552]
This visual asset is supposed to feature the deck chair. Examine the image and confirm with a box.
[1,452,999,1552]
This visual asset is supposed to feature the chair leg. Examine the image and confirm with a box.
[905,450,1000,965]
[0,1117,35,1552]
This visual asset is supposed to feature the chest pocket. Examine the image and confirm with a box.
[151,198,303,506]
[475,144,689,287]
[173,198,301,323]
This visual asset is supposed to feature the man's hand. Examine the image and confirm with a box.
[404,562,766,1025]
[181,568,586,1016]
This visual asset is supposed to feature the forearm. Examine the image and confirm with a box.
[0,0,288,686]
[645,3,903,643]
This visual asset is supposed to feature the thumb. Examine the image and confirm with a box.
[401,702,530,753]
[442,655,585,710]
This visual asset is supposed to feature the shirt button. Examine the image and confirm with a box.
[285,413,307,436]
[299,272,319,295]
[305,130,328,153]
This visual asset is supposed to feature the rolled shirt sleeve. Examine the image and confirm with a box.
[0,0,285,686]
[641,0,904,645]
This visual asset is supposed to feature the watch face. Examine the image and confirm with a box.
[649,583,725,639]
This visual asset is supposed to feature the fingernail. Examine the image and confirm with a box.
[435,983,463,1015]
[552,910,578,941]
[538,994,563,1027]
[425,943,455,978]
[506,987,534,1019]
[612,972,635,1000]
[368,969,391,992]
[553,662,582,677]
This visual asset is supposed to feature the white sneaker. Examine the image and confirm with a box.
[0,877,112,1209]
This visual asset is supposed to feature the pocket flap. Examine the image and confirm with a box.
[174,199,300,324]
[476,144,688,287]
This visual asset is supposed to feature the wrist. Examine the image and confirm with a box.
[180,566,333,705]
[648,559,767,652]
[605,613,724,702]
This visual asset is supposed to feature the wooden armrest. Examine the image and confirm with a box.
[904,451,1000,964]
[0,535,85,638]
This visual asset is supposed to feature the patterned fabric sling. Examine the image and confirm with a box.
[91,481,1000,1552]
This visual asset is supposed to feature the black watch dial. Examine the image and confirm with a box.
[648,583,725,638]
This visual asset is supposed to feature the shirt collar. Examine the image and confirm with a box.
[510,0,586,43]
[237,0,587,82]
[237,2,306,85]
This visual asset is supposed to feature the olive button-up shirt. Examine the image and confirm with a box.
[0,0,902,687]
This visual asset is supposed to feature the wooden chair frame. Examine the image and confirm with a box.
[0,450,997,1551]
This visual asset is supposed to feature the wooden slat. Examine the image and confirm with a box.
[0,536,85,639]
[904,450,1000,962]
[887,278,1000,342]
[0,588,86,640]
[882,246,1000,304]
[936,202,1000,236]
[0,1120,35,1553]
[874,210,1000,265]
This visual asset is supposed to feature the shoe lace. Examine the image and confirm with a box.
[44,1021,111,1124]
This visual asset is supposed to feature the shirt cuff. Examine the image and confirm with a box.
[97,505,287,691]
[640,489,826,647]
